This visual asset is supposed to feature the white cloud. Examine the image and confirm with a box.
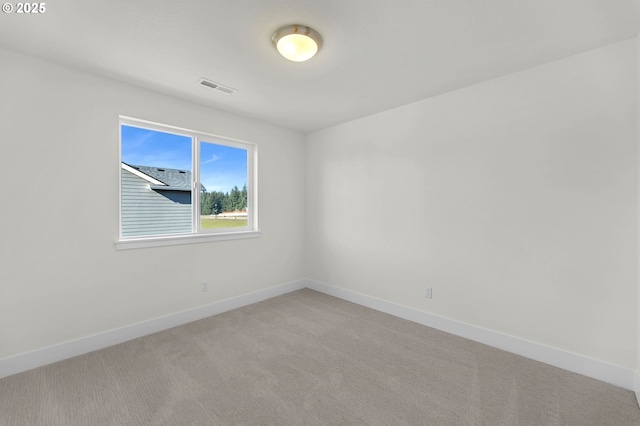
[201,154,221,165]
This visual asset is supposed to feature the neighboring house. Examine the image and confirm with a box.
[120,163,206,237]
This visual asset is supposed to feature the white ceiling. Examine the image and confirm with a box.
[1,0,638,133]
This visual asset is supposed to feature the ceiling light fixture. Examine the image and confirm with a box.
[272,25,322,62]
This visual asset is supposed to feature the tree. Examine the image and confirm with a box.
[211,191,225,215]
[200,186,247,214]
[239,184,247,211]
[229,186,241,211]
[222,191,233,212]
[200,191,214,215]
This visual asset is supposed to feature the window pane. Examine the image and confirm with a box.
[199,141,248,229]
[121,125,193,237]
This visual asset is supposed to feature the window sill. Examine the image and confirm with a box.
[115,230,261,250]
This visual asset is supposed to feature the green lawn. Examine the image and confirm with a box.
[200,217,248,229]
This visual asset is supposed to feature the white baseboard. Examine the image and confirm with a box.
[0,279,306,380]
[303,278,636,391]
[2,277,636,394]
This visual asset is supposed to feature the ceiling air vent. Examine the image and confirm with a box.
[198,78,236,95]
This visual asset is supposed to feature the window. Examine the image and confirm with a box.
[117,117,258,249]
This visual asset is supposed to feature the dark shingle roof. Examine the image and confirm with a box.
[127,163,206,192]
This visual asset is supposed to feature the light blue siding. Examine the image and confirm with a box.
[121,169,192,237]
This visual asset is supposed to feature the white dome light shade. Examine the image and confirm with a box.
[272,25,322,62]
[277,33,318,62]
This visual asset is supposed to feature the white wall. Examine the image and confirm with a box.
[305,39,637,369]
[0,48,306,360]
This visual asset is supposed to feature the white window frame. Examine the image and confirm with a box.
[116,116,259,250]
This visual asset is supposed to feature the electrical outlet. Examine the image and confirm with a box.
[201,282,209,292]
[424,287,432,299]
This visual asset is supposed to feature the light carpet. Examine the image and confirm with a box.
[1,289,639,425]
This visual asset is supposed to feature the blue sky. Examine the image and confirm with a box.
[121,125,247,192]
